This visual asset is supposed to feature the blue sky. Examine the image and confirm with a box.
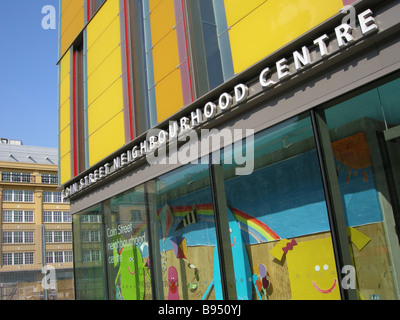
[0,0,59,148]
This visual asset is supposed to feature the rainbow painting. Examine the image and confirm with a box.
[230,207,280,243]
[159,203,279,244]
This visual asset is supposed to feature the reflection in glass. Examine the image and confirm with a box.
[321,77,400,300]
[104,186,152,300]
[221,114,340,300]
[154,164,217,300]
[73,205,106,300]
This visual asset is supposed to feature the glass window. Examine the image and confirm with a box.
[25,232,34,243]
[2,190,12,201]
[2,210,12,222]
[14,253,23,265]
[54,251,64,263]
[64,251,73,262]
[104,185,153,300]
[186,0,226,96]
[46,252,54,264]
[14,211,23,222]
[3,232,12,244]
[54,231,63,243]
[64,231,72,243]
[24,191,33,202]
[153,164,219,300]
[44,231,50,243]
[1,172,31,183]
[3,253,13,265]
[13,231,23,243]
[14,190,23,202]
[24,211,34,222]
[63,212,72,222]
[24,252,34,265]
[73,205,107,300]
[41,174,58,184]
[43,192,52,202]
[43,211,52,222]
[54,211,62,222]
[317,77,400,300]
[220,113,340,300]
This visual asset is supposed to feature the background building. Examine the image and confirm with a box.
[59,0,400,300]
[0,140,73,300]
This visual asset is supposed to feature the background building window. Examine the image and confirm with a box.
[2,252,34,265]
[41,174,58,184]
[43,191,68,203]
[2,190,33,202]
[1,172,32,183]
[2,210,34,223]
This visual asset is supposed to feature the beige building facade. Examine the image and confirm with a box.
[0,140,73,300]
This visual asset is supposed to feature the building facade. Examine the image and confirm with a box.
[59,0,400,300]
[0,141,73,300]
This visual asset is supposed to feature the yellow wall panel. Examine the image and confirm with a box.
[88,78,124,135]
[59,76,70,107]
[60,0,84,55]
[152,29,180,84]
[155,68,183,122]
[224,0,266,28]
[59,100,71,133]
[87,45,123,105]
[60,152,72,185]
[59,125,71,159]
[149,0,176,46]
[226,0,343,74]
[86,0,120,50]
[88,112,125,166]
[149,0,163,11]
[59,49,71,84]
[87,16,121,76]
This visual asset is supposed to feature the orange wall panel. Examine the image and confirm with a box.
[60,0,85,56]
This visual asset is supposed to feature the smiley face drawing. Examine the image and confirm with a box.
[285,237,340,300]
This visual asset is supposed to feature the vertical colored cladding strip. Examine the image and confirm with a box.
[122,0,134,141]
[224,0,343,74]
[87,0,91,22]
[83,29,90,169]
[173,0,193,107]
[72,49,78,177]
[58,0,62,185]
[212,0,234,82]
[59,48,72,186]
[142,0,157,128]
[129,0,152,135]
[69,49,75,180]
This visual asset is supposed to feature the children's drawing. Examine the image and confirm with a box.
[159,203,174,243]
[115,244,145,300]
[273,237,340,300]
[175,204,199,231]
[168,266,180,300]
[202,207,253,300]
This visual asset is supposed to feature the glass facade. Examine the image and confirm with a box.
[315,77,400,300]
[73,205,107,300]
[104,186,152,300]
[72,75,400,300]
